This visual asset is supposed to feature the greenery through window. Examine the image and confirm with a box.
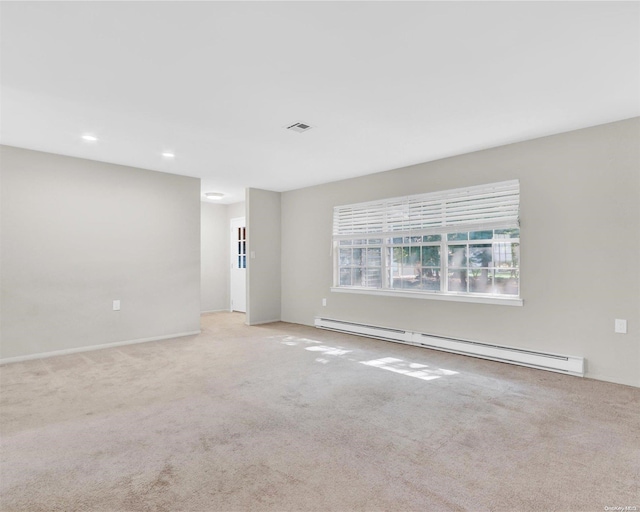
[337,229,519,297]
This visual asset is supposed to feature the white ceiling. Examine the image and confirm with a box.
[1,1,638,204]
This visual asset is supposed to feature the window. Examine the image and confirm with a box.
[237,227,246,269]
[332,180,521,305]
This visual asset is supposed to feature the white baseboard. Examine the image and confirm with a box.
[0,330,202,365]
[201,309,230,314]
[247,318,281,326]
[585,372,640,388]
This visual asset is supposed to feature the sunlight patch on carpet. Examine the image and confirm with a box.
[360,357,458,381]
[266,334,458,382]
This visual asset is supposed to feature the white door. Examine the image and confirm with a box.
[230,217,246,312]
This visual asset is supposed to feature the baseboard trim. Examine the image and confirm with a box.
[201,309,229,314]
[584,372,640,388]
[247,318,281,326]
[0,330,202,365]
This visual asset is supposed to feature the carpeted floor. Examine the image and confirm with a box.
[1,312,638,512]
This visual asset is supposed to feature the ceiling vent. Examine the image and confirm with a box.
[286,122,313,133]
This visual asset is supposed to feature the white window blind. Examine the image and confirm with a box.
[333,180,520,239]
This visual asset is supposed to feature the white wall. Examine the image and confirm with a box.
[281,118,640,387]
[246,188,281,325]
[201,202,228,312]
[226,202,245,222]
[1,146,202,360]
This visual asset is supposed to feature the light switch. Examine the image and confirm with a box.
[113,300,121,311]
[322,298,327,307]
[614,319,627,334]
[250,251,255,259]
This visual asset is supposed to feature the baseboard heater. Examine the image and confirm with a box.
[314,318,584,377]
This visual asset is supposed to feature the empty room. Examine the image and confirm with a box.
[1,2,638,511]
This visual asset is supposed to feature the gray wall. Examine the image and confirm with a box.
[1,146,202,360]
[201,202,229,312]
[246,188,281,325]
[281,118,640,387]
[200,200,245,313]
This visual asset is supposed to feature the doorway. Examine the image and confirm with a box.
[230,217,246,312]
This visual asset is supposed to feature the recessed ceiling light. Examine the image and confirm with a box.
[204,192,224,200]
[81,134,98,142]
[162,152,175,158]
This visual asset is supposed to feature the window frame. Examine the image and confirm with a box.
[331,181,523,306]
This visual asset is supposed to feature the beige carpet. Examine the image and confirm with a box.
[1,312,638,512]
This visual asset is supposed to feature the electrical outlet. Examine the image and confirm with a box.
[614,319,627,334]
[322,298,327,307]
[113,300,121,311]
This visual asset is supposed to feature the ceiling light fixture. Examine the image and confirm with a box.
[161,152,175,158]
[81,134,98,142]
[204,192,225,200]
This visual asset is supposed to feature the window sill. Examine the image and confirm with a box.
[330,287,523,306]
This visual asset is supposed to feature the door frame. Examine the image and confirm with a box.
[229,216,246,312]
